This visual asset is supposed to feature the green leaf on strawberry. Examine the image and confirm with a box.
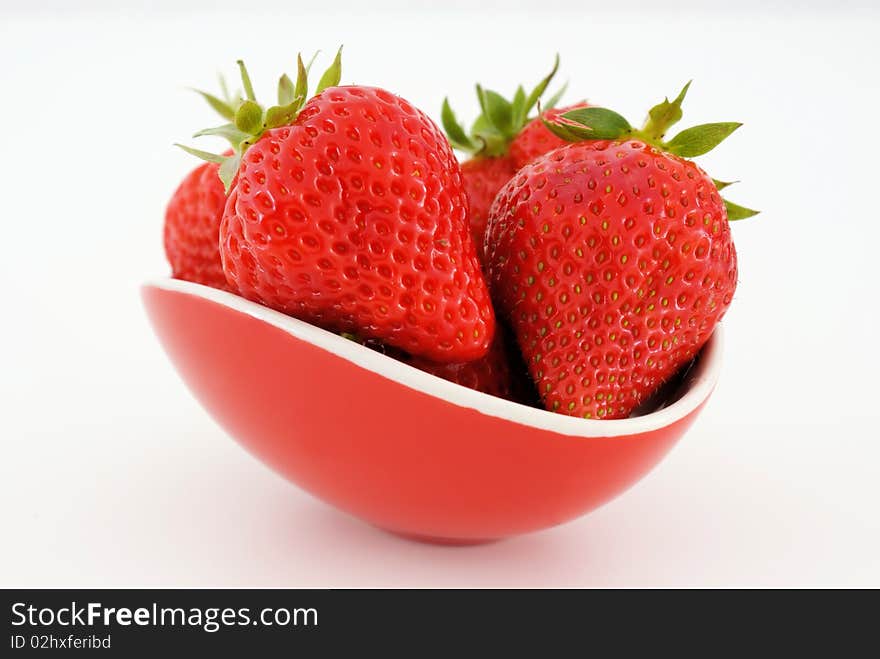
[642,80,690,141]
[264,95,305,129]
[550,107,632,140]
[177,49,345,191]
[510,85,528,132]
[441,99,477,152]
[315,46,343,93]
[477,86,514,136]
[712,178,737,191]
[174,144,227,164]
[724,199,760,220]
[542,82,568,111]
[192,123,250,144]
[524,54,559,115]
[442,55,564,157]
[665,122,742,157]
[277,73,295,105]
[541,82,759,219]
[294,54,310,101]
[191,88,238,121]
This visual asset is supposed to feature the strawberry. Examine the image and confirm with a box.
[164,160,231,291]
[179,52,495,362]
[348,327,537,404]
[485,83,758,419]
[458,156,518,261]
[508,102,590,170]
[404,329,520,402]
[441,57,566,261]
[164,83,243,291]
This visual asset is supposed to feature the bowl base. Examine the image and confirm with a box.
[143,279,721,544]
[384,530,503,546]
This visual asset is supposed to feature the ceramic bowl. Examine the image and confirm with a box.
[143,278,723,544]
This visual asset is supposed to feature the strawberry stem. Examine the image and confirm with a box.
[641,80,690,142]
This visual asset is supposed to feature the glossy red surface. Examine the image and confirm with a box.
[142,279,718,543]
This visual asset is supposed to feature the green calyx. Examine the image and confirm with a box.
[442,55,567,158]
[541,81,759,220]
[176,48,343,192]
[190,73,242,122]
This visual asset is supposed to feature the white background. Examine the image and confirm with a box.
[2,1,879,587]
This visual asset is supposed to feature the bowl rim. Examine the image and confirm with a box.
[144,277,723,439]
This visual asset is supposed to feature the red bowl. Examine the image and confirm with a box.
[142,278,723,544]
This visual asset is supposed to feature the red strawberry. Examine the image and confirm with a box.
[441,57,566,261]
[164,160,230,291]
[459,156,518,261]
[508,102,590,170]
[180,52,495,362]
[404,329,520,401]
[486,83,758,419]
[349,327,537,404]
[164,83,244,291]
